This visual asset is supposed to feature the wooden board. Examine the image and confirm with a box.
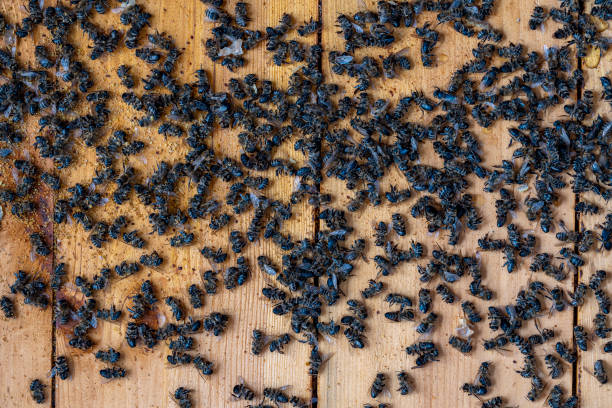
[576,3,612,406]
[0,0,609,407]
[48,1,317,407]
[316,0,576,407]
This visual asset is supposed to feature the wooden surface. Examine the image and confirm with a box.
[0,0,610,407]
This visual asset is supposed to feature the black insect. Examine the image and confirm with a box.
[30,379,45,404]
[370,373,386,398]
[95,348,120,364]
[462,301,482,323]
[529,6,547,30]
[203,312,229,336]
[418,289,432,313]
[373,221,388,246]
[51,356,70,380]
[30,233,50,256]
[263,387,290,404]
[361,279,384,299]
[574,325,588,351]
[173,387,192,408]
[436,284,455,304]
[269,333,291,353]
[545,354,563,379]
[449,336,472,353]
[232,382,255,400]
[99,367,126,379]
[556,342,577,363]
[595,359,608,384]
[347,299,368,319]
[384,308,415,322]
[596,289,611,314]
[193,355,214,376]
[170,231,194,247]
[251,329,266,355]
[1,296,15,318]
[416,312,438,334]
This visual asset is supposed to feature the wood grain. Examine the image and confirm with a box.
[576,3,612,406]
[316,1,576,407]
[1,0,609,407]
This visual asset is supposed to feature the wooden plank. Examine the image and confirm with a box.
[48,1,317,407]
[317,1,576,407]
[0,4,54,407]
[576,5,612,406]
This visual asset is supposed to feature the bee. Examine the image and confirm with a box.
[556,342,577,363]
[449,336,472,353]
[30,379,45,403]
[95,348,120,364]
[595,360,608,384]
[384,308,415,322]
[230,230,246,253]
[251,329,266,355]
[573,325,588,351]
[122,230,145,248]
[370,373,386,398]
[117,65,135,88]
[589,270,607,291]
[99,367,126,379]
[397,371,413,395]
[139,251,163,267]
[384,293,412,310]
[29,233,50,256]
[347,299,368,319]
[391,213,406,236]
[170,231,194,247]
[373,221,388,246]
[462,301,482,323]
[545,354,563,379]
[269,334,291,354]
[595,289,611,314]
[202,271,219,295]
[193,355,214,376]
[232,382,255,400]
[418,289,432,313]
[594,313,611,338]
[263,387,290,404]
[51,356,70,380]
[528,6,547,30]
[173,387,192,408]
[361,280,384,299]
[436,284,455,304]
[416,312,438,334]
[1,296,15,318]
[481,396,503,408]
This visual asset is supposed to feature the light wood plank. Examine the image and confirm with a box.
[576,4,612,406]
[0,4,54,407]
[317,1,576,407]
[49,1,317,407]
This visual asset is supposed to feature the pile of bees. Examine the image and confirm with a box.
[0,0,611,407]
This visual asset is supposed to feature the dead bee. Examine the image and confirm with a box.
[51,356,70,380]
[370,373,386,398]
[436,283,455,304]
[545,354,563,379]
[165,297,184,321]
[269,333,291,353]
[99,367,126,379]
[1,296,15,318]
[232,381,255,400]
[30,379,45,404]
[251,329,266,355]
[449,335,472,353]
[347,299,368,319]
[361,279,384,299]
[595,360,608,384]
[263,387,290,404]
[173,387,192,408]
[95,348,120,364]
